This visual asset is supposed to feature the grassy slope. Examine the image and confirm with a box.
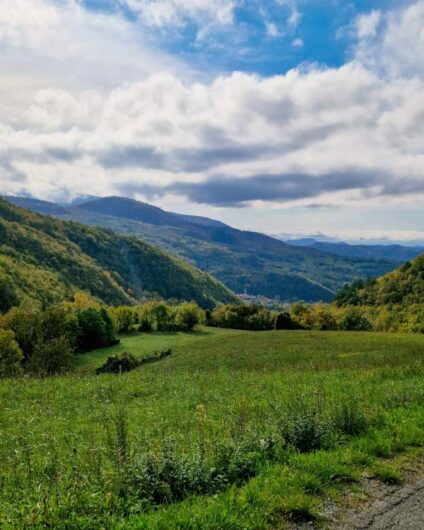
[2,329,424,527]
[0,199,237,308]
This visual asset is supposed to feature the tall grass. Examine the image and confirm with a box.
[1,328,424,528]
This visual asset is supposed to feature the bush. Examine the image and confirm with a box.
[27,336,74,376]
[96,349,172,375]
[96,352,140,374]
[175,303,204,331]
[275,312,300,330]
[110,306,135,333]
[339,308,372,331]
[138,302,173,332]
[280,405,331,453]
[77,307,119,351]
[0,303,42,360]
[0,329,23,377]
[139,348,172,365]
[41,304,79,348]
[210,304,274,331]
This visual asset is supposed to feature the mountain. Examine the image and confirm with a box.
[0,198,238,310]
[334,253,424,307]
[287,238,424,263]
[3,195,400,303]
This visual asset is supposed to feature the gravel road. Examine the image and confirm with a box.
[340,476,424,530]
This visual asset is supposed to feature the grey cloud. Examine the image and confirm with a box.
[0,160,27,183]
[116,169,387,207]
[166,170,384,206]
[98,123,341,173]
[98,144,273,172]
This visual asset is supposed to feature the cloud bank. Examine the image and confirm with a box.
[1,0,424,218]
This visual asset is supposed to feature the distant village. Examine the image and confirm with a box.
[238,292,290,310]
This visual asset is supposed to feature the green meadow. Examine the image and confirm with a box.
[2,328,424,529]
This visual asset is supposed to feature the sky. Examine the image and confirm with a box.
[1,0,424,243]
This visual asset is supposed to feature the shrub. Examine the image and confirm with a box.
[77,307,119,351]
[280,405,331,453]
[27,336,74,376]
[96,349,172,375]
[138,302,173,332]
[210,304,274,331]
[0,303,42,360]
[110,306,135,333]
[139,348,172,366]
[0,329,23,377]
[175,303,204,331]
[339,308,372,332]
[275,312,300,330]
[41,304,79,347]
[96,352,140,374]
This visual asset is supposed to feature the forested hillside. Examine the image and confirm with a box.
[5,196,398,302]
[0,199,238,310]
[334,254,424,307]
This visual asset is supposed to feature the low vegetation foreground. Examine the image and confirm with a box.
[1,328,424,528]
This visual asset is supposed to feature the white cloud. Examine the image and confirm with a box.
[355,10,381,39]
[291,37,303,47]
[354,2,424,79]
[275,0,301,30]
[1,0,424,235]
[265,21,280,38]
[124,0,235,28]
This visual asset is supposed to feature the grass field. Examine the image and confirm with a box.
[2,328,424,528]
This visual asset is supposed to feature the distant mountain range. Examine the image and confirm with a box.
[3,195,403,303]
[0,198,237,310]
[286,238,424,263]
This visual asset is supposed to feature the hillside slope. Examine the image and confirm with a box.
[71,197,402,301]
[334,254,424,306]
[4,195,398,302]
[0,199,238,310]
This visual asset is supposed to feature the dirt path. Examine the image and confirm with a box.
[342,476,424,529]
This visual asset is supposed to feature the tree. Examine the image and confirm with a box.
[41,304,79,347]
[28,336,73,376]
[339,308,372,332]
[0,329,23,377]
[175,303,204,331]
[139,302,173,331]
[77,307,118,351]
[0,277,19,314]
[275,312,299,330]
[110,306,135,333]
[0,303,42,360]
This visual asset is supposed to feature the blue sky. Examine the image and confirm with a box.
[81,0,404,76]
[1,0,424,243]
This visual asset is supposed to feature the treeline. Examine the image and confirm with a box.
[0,297,119,377]
[0,297,206,378]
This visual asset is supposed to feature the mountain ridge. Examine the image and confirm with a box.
[287,238,424,263]
[0,198,238,310]
[3,195,400,303]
